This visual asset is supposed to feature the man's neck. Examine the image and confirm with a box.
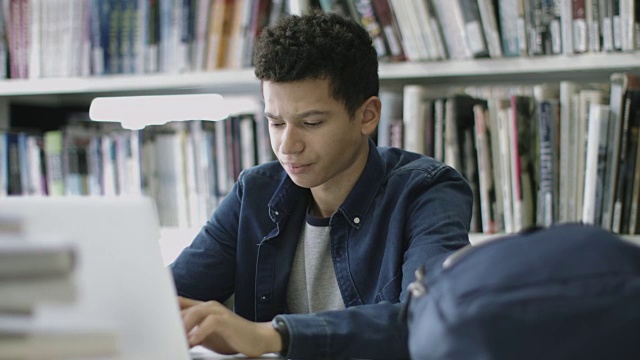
[309,143,370,218]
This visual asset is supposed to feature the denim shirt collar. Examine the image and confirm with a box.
[268,138,384,229]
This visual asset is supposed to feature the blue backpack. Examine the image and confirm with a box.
[407,223,640,360]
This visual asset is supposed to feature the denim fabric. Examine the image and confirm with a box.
[170,139,472,359]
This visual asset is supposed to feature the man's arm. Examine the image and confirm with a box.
[170,181,243,302]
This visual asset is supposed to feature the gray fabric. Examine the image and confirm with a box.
[287,221,345,314]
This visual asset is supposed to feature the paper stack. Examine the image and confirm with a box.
[0,216,118,360]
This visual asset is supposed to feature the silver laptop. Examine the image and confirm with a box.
[0,196,195,360]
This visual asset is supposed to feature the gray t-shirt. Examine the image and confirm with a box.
[286,214,346,313]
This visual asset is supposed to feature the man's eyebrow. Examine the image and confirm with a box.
[264,110,331,120]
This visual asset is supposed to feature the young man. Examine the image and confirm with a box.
[171,11,472,359]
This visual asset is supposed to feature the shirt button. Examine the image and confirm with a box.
[259,295,269,302]
[354,217,360,224]
[274,211,279,216]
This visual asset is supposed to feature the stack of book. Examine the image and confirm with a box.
[0,217,118,360]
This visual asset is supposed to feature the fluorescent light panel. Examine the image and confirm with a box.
[89,94,261,130]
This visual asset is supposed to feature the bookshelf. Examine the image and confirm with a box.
[0,52,639,99]
[2,53,640,248]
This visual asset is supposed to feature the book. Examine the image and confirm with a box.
[587,0,601,52]
[0,241,76,279]
[0,320,118,360]
[205,0,235,70]
[473,103,497,233]
[618,90,640,234]
[0,131,5,196]
[432,0,473,59]
[0,3,7,79]
[601,73,640,230]
[619,0,636,51]
[573,0,588,52]
[346,0,389,59]
[402,85,429,154]
[458,0,489,57]
[558,81,579,222]
[0,274,76,312]
[388,0,422,61]
[405,0,437,60]
[377,90,403,148]
[582,104,610,224]
[574,89,605,221]
[508,95,537,232]
[370,0,406,61]
[477,0,503,57]
[560,0,574,54]
[498,0,522,56]
[600,0,614,51]
[225,0,252,69]
[611,89,639,233]
[535,86,560,227]
[444,95,487,232]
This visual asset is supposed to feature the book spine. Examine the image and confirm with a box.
[388,0,422,61]
[402,85,428,154]
[28,0,41,78]
[619,91,640,233]
[611,91,635,233]
[0,4,7,79]
[587,0,601,52]
[477,0,503,57]
[192,0,209,71]
[498,0,521,56]
[524,0,543,55]
[537,100,555,226]
[515,0,528,55]
[347,0,389,59]
[582,104,608,224]
[592,105,611,225]
[474,103,496,233]
[560,0,574,54]
[370,0,405,60]
[572,0,588,52]
[44,130,65,196]
[600,0,614,51]
[459,0,489,57]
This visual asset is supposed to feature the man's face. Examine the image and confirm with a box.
[263,78,369,190]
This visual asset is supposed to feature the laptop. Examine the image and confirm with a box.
[0,196,241,360]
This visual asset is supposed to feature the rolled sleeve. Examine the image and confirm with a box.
[278,303,408,359]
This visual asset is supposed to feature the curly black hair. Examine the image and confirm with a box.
[253,11,379,118]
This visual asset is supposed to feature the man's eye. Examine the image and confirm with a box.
[269,122,285,128]
[305,122,322,127]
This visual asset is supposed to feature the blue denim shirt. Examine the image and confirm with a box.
[170,140,472,359]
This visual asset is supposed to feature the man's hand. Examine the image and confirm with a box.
[178,296,282,357]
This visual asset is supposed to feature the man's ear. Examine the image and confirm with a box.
[359,96,381,136]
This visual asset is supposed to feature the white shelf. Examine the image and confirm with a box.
[379,52,640,82]
[0,69,260,97]
[1,53,639,98]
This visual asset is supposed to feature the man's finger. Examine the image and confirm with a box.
[188,313,222,347]
[178,296,201,310]
[182,301,224,334]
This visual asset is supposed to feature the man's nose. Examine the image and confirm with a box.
[279,126,303,155]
